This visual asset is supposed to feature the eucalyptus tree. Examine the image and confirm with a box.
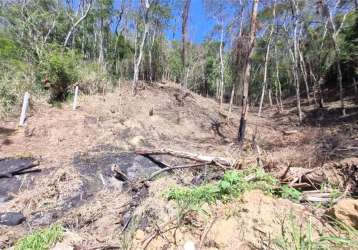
[238,0,260,143]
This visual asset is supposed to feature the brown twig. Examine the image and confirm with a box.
[141,218,177,250]
[199,216,217,248]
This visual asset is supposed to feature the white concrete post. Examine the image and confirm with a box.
[72,85,79,111]
[19,92,30,126]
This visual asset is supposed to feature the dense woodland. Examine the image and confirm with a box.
[0,0,357,139]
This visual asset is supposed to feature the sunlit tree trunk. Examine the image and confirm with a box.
[132,0,151,95]
[275,48,283,112]
[181,0,191,88]
[219,22,225,108]
[258,34,272,116]
[238,0,259,143]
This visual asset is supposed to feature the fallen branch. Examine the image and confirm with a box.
[199,216,217,248]
[141,218,177,250]
[145,162,207,181]
[135,148,235,167]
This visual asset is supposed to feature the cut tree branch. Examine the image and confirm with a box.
[135,148,235,167]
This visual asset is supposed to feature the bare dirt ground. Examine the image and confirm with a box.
[0,82,357,249]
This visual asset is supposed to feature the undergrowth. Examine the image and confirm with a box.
[165,168,301,210]
[274,213,358,250]
[15,224,63,250]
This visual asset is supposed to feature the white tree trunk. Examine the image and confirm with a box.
[219,23,225,109]
[64,1,92,47]
[258,38,272,117]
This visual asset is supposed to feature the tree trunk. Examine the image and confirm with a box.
[354,78,358,102]
[181,0,191,88]
[298,52,310,105]
[219,23,225,108]
[149,30,156,83]
[258,36,272,116]
[132,1,151,95]
[64,1,92,47]
[227,86,235,120]
[238,0,260,144]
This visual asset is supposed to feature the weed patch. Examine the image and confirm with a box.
[15,224,63,250]
[165,168,289,209]
[274,213,358,250]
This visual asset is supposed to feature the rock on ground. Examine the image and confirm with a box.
[0,212,25,226]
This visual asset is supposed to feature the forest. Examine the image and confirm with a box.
[0,0,358,249]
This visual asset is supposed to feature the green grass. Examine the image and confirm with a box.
[165,168,288,209]
[274,213,358,250]
[15,224,64,250]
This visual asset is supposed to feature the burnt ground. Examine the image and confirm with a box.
[0,82,357,249]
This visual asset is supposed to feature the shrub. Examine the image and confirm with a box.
[37,45,78,103]
[77,62,111,94]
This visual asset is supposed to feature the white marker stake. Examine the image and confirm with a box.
[19,92,30,126]
[72,85,79,111]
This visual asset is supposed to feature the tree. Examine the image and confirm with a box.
[238,0,260,144]
[181,0,191,88]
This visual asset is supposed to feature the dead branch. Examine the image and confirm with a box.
[144,162,207,181]
[282,130,298,135]
[141,218,177,250]
[135,148,235,167]
[199,216,217,248]
[111,164,129,181]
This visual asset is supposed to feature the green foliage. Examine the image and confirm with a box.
[37,45,78,103]
[280,185,302,202]
[165,168,281,209]
[15,224,63,250]
[0,80,17,115]
[274,213,358,250]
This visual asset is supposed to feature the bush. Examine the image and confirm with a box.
[37,45,78,103]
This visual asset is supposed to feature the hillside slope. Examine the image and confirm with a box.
[0,82,357,249]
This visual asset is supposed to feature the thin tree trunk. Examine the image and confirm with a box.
[181,0,191,88]
[325,0,347,115]
[258,37,272,116]
[258,0,275,116]
[353,78,358,102]
[132,0,151,95]
[298,45,311,104]
[64,1,92,47]
[238,0,259,143]
[276,57,283,112]
[227,86,235,120]
[219,22,225,108]
[258,35,273,116]
[149,30,156,83]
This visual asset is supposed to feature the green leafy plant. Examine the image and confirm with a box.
[37,44,78,103]
[15,224,64,250]
[280,185,302,202]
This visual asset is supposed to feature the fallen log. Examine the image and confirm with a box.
[135,148,235,167]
